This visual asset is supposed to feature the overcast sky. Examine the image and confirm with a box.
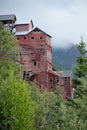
[0,0,87,48]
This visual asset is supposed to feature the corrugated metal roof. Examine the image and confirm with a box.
[0,14,16,23]
[48,70,60,76]
[15,31,30,35]
[15,27,35,36]
[62,70,72,77]
[15,27,52,37]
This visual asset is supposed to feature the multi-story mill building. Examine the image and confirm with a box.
[0,14,73,99]
[15,20,61,90]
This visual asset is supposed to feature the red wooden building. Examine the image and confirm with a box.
[0,14,73,98]
[60,71,73,99]
[15,20,73,98]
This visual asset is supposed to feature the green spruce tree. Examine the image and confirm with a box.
[73,37,87,97]
[0,22,36,130]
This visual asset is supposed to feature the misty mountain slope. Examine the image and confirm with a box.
[52,45,79,71]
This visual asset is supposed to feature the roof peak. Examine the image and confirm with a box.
[15,26,51,37]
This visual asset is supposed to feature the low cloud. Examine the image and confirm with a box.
[0,0,87,48]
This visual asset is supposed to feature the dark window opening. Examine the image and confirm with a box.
[31,37,34,39]
[24,37,26,39]
[42,48,45,56]
[17,37,19,40]
[23,71,34,81]
[30,52,34,56]
[34,61,37,66]
[50,86,53,88]
[50,78,53,82]
[42,51,45,55]
[40,36,43,39]
[64,77,69,82]
[56,77,59,82]
[23,71,26,80]
[36,48,39,52]
[50,85,54,90]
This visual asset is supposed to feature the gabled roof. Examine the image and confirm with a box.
[0,14,16,24]
[48,70,61,76]
[15,27,52,38]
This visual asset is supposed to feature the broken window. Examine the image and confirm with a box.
[23,71,34,81]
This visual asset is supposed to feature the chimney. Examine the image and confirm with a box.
[29,20,34,30]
